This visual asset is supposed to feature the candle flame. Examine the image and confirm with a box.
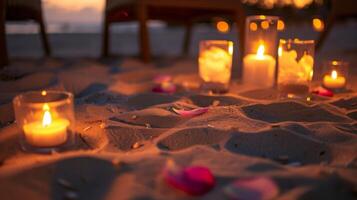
[42,110,52,127]
[42,103,52,127]
[257,45,265,58]
[331,70,338,79]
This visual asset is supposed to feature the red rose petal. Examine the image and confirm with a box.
[312,86,334,97]
[224,177,279,200]
[163,160,215,196]
[172,107,208,117]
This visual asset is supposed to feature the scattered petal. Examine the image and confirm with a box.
[312,87,334,97]
[154,75,172,84]
[224,177,279,200]
[163,159,215,196]
[172,107,208,117]
[152,82,176,94]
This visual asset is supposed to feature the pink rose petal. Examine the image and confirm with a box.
[163,160,215,196]
[172,107,208,117]
[152,82,176,94]
[224,177,279,200]
[154,75,172,84]
[312,86,334,97]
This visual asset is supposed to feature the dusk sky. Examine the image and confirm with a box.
[43,0,104,24]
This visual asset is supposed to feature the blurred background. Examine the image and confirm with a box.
[5,0,357,60]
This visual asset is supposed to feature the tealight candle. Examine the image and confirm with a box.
[23,104,69,147]
[243,44,276,87]
[13,91,75,152]
[323,70,346,89]
[199,40,233,85]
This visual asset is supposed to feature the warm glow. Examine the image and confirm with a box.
[312,18,324,32]
[278,47,282,57]
[250,22,258,31]
[42,110,52,127]
[331,70,338,79]
[41,90,47,96]
[257,45,265,58]
[228,43,234,55]
[277,20,285,31]
[261,21,269,29]
[216,21,230,33]
[43,103,50,111]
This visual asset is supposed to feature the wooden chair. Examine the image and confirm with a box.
[0,0,7,68]
[316,0,357,50]
[2,0,51,65]
[102,0,246,63]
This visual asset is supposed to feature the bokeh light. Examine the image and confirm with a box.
[216,21,230,33]
[312,18,324,32]
[250,22,258,31]
[277,20,285,31]
[261,21,269,30]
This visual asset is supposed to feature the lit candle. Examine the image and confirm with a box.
[243,44,276,87]
[323,70,346,89]
[199,44,233,84]
[23,104,69,147]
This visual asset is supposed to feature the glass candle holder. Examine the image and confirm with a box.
[199,40,234,90]
[13,91,75,153]
[322,60,349,91]
[278,39,315,98]
[243,15,279,88]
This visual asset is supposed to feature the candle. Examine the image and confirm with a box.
[199,45,233,84]
[243,44,276,87]
[323,70,346,89]
[23,104,69,147]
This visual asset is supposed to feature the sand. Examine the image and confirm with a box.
[0,56,356,200]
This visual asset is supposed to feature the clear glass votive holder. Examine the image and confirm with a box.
[243,15,279,88]
[278,39,315,98]
[322,60,349,92]
[13,91,75,153]
[199,40,233,91]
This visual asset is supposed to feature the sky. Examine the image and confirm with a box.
[43,0,104,24]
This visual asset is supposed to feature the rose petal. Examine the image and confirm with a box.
[154,75,172,84]
[163,160,215,196]
[172,107,208,117]
[224,177,279,200]
[152,82,176,94]
[312,86,334,97]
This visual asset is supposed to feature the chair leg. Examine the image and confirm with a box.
[0,0,8,68]
[137,3,150,62]
[316,15,335,51]
[183,22,192,55]
[102,15,110,57]
[39,16,51,56]
[236,11,245,79]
